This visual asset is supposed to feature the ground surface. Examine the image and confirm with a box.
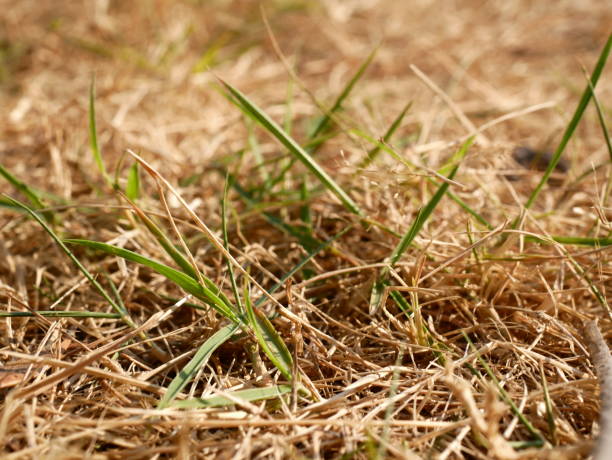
[0,1,611,459]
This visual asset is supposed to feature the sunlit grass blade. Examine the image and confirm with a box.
[523,33,611,212]
[359,102,412,169]
[0,311,121,318]
[369,137,474,312]
[168,384,293,409]
[4,195,133,325]
[158,323,239,409]
[308,46,377,152]
[244,291,293,380]
[126,163,140,200]
[89,75,112,188]
[220,79,364,216]
[64,239,241,324]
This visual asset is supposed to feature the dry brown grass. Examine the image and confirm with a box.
[1,1,611,458]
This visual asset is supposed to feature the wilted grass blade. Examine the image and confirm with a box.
[244,292,293,380]
[65,239,241,324]
[523,33,611,211]
[220,79,364,216]
[158,323,239,409]
[89,76,112,188]
[169,384,293,409]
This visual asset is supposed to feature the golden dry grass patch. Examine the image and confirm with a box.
[0,1,611,459]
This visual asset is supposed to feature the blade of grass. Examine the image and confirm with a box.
[169,384,293,409]
[525,235,612,246]
[308,47,378,152]
[126,163,140,200]
[4,195,133,324]
[369,137,474,313]
[89,75,112,188]
[157,323,239,409]
[244,289,293,380]
[359,102,412,169]
[522,33,611,212]
[220,79,364,216]
[0,164,46,211]
[64,239,241,324]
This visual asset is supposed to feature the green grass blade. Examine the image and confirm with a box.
[0,311,121,318]
[0,164,46,211]
[308,46,377,151]
[89,75,112,188]
[65,239,241,323]
[244,292,293,380]
[4,195,134,326]
[359,102,412,169]
[524,33,611,211]
[390,138,474,267]
[370,137,473,312]
[158,323,239,409]
[126,163,140,200]
[220,79,364,216]
[168,384,293,409]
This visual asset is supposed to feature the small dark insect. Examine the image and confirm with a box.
[512,146,569,173]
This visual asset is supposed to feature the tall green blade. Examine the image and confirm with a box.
[523,33,611,211]
[220,80,364,216]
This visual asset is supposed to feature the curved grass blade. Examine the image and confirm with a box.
[244,291,293,380]
[65,239,241,324]
[4,196,133,325]
[0,164,53,222]
[158,323,239,409]
[220,79,364,216]
[523,33,611,211]
[169,384,293,409]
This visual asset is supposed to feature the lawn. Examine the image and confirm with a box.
[0,1,610,458]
